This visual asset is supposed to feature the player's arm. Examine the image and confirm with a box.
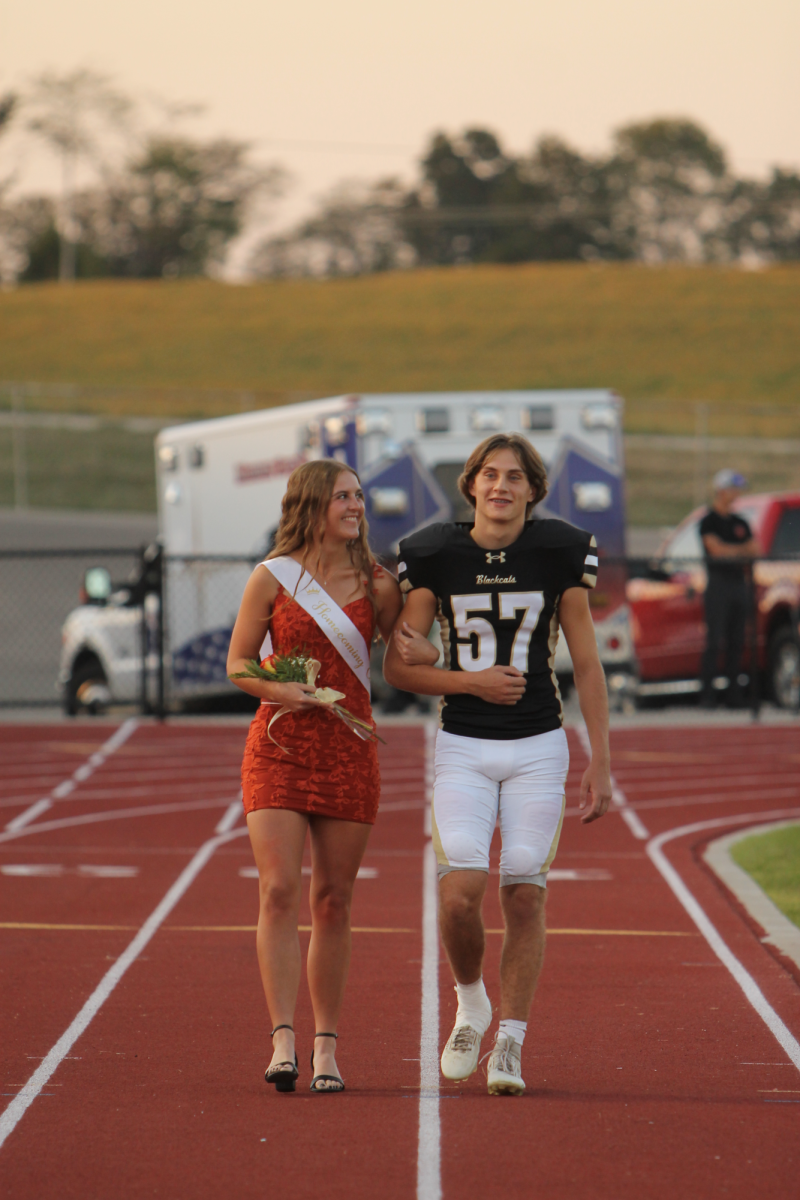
[383,588,527,705]
[371,565,404,644]
[559,587,612,824]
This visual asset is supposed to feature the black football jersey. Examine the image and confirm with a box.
[398,519,597,740]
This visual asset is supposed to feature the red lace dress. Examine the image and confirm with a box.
[241,589,380,824]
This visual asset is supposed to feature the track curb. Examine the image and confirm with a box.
[703,821,800,973]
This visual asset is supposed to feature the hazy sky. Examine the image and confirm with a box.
[3,0,798,243]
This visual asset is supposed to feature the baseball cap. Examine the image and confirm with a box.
[713,469,747,491]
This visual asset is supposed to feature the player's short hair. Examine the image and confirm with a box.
[458,434,548,519]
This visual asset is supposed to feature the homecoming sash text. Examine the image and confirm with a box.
[261,556,371,695]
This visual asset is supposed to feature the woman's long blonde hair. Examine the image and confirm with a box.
[268,459,377,606]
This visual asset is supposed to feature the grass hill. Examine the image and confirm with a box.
[1,263,799,436]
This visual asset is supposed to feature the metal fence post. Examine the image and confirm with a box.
[749,562,760,722]
[693,402,709,509]
[139,545,151,717]
[137,542,165,718]
[154,546,165,721]
[11,386,28,510]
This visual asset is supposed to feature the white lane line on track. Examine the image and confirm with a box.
[237,865,379,880]
[1,865,139,878]
[215,796,243,834]
[0,823,249,1152]
[4,719,139,833]
[418,841,441,1200]
[0,779,250,811]
[616,787,800,814]
[417,720,441,1200]
[575,722,649,840]
[0,798,238,847]
[0,794,415,849]
[646,808,800,1074]
[423,722,435,839]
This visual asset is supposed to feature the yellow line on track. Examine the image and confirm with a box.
[1,922,691,936]
[0,923,138,930]
[487,928,696,936]
[167,925,417,933]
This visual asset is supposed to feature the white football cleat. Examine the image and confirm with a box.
[486,1032,525,1096]
[440,1023,484,1081]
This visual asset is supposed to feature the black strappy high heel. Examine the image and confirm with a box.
[265,1024,298,1092]
[309,1032,345,1093]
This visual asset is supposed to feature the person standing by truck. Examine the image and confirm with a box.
[699,470,760,708]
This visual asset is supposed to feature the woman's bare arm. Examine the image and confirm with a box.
[372,567,404,644]
[226,565,319,711]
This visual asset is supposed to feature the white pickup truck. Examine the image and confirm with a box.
[60,389,633,712]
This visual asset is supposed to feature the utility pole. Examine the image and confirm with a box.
[11,387,28,509]
[693,402,709,508]
[59,148,77,283]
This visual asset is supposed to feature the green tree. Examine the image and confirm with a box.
[23,69,133,282]
[0,93,15,135]
[93,136,284,278]
[401,128,616,266]
[605,118,730,261]
[251,178,413,278]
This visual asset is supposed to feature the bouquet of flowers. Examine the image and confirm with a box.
[230,650,383,753]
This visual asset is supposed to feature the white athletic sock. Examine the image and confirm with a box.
[454,978,492,1035]
[498,1019,527,1046]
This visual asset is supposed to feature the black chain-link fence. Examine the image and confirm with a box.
[1,549,798,716]
[164,555,256,708]
[0,548,142,706]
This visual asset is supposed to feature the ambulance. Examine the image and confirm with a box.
[59,390,632,711]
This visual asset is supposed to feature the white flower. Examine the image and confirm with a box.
[314,687,346,705]
[305,659,322,686]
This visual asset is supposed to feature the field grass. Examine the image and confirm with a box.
[0,426,157,512]
[1,265,800,435]
[625,437,800,526]
[2,425,798,521]
[731,824,800,930]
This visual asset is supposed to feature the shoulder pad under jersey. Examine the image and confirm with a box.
[398,522,460,559]
[524,517,594,549]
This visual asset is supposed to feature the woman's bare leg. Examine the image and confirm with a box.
[307,815,371,1087]
[247,807,308,1072]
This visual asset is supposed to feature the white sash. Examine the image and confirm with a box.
[261,556,371,695]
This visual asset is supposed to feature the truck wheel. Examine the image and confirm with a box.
[768,628,800,710]
[65,657,111,717]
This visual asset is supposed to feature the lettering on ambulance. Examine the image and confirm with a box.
[451,591,546,672]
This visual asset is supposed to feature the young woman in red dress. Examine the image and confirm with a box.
[228,459,434,1092]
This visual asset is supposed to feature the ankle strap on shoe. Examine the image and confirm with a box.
[271,1024,294,1036]
[314,1031,338,1039]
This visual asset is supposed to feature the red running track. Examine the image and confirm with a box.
[0,719,798,1199]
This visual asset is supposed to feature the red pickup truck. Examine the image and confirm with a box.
[626,491,800,708]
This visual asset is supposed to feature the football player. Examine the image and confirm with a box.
[383,432,612,1095]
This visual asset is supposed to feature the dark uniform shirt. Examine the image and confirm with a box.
[398,519,597,740]
[698,510,753,581]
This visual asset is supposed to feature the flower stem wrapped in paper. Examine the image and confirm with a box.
[229,651,384,753]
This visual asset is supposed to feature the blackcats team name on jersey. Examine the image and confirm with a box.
[398,520,597,740]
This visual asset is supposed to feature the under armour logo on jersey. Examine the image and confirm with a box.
[485,551,506,564]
